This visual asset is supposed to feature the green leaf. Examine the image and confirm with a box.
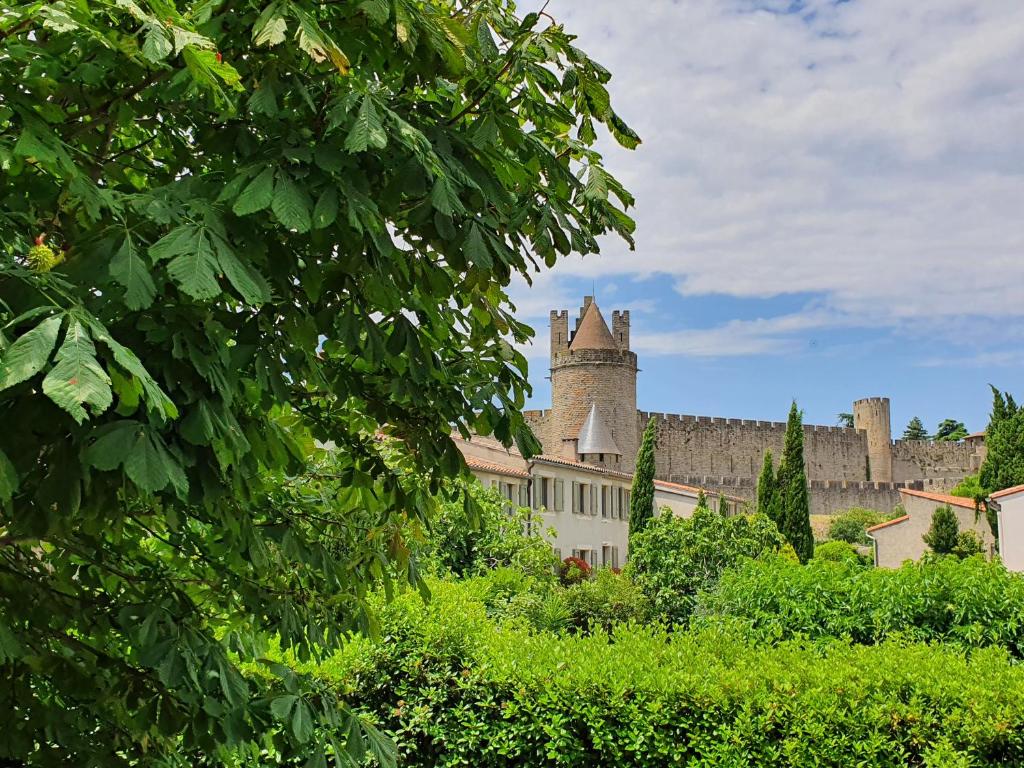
[0,448,18,504]
[271,694,298,720]
[312,187,339,229]
[162,228,221,300]
[211,234,271,304]
[431,176,464,216]
[41,319,112,424]
[359,0,389,25]
[83,420,142,471]
[149,225,197,262]
[253,4,288,47]
[292,699,314,742]
[0,314,62,390]
[463,223,491,268]
[218,656,249,706]
[124,428,186,495]
[345,96,387,153]
[272,175,312,233]
[110,234,157,310]
[142,22,173,62]
[233,167,276,216]
[83,315,178,420]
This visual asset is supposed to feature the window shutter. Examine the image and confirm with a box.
[571,481,578,513]
[554,479,564,512]
[590,485,598,516]
[532,480,540,510]
[519,484,529,507]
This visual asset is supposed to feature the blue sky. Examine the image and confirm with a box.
[512,0,1024,434]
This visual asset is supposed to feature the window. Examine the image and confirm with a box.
[518,484,529,508]
[612,546,620,568]
[589,550,598,568]
[601,485,609,518]
[553,547,562,560]
[618,487,625,519]
[602,545,611,566]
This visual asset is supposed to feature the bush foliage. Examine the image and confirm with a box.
[314,578,1024,767]
[695,555,1024,655]
[626,506,784,625]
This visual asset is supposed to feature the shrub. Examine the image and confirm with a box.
[828,507,892,545]
[694,555,1024,655]
[320,580,1024,767]
[924,505,960,555]
[560,568,651,633]
[559,556,592,585]
[813,540,861,564]
[627,506,784,625]
[423,484,558,579]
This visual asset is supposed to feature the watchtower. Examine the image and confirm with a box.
[853,397,893,482]
[549,297,639,471]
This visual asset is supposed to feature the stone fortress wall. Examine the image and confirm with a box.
[525,296,985,517]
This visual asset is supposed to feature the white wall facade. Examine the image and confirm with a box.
[995,486,1024,572]
[457,437,726,566]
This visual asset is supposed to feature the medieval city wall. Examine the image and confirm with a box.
[892,439,978,482]
[639,411,870,484]
[669,475,962,517]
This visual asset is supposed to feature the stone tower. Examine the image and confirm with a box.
[549,297,639,471]
[853,397,893,482]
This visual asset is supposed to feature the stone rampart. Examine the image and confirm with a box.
[642,411,869,484]
[892,439,977,482]
[670,474,965,517]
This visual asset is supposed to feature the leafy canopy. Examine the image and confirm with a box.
[0,1,637,763]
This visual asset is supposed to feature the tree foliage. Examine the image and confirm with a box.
[626,505,784,625]
[0,1,637,763]
[902,417,929,441]
[836,412,854,428]
[628,416,657,546]
[934,418,968,442]
[776,401,813,563]
[923,506,960,555]
[756,449,778,527]
[980,386,1024,494]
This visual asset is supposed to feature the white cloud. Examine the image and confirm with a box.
[519,0,1024,344]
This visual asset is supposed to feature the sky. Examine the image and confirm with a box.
[510,0,1024,435]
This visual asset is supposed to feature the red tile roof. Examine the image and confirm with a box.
[463,455,529,479]
[531,454,633,479]
[866,514,910,534]
[899,488,979,510]
[991,484,1024,500]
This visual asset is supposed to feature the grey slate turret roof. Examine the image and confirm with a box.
[576,403,621,455]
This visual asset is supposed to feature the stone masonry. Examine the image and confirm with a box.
[523,296,986,516]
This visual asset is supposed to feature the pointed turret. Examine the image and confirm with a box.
[569,301,618,351]
[576,403,622,456]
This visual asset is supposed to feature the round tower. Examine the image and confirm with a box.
[853,397,893,482]
[549,297,638,471]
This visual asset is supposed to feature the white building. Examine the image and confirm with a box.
[456,435,741,568]
[993,485,1024,572]
[866,488,996,568]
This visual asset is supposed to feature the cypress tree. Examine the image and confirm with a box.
[629,417,658,546]
[756,450,778,526]
[718,493,729,516]
[777,401,814,563]
[980,386,1024,494]
[695,489,708,509]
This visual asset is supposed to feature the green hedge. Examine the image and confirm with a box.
[313,579,1024,767]
[694,555,1024,654]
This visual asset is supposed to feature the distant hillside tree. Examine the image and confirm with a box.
[903,417,929,440]
[756,450,779,527]
[776,402,814,563]
[934,419,968,442]
[837,412,854,428]
[980,386,1024,494]
[629,417,658,546]
[923,506,960,555]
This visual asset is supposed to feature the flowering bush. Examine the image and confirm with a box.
[559,556,592,585]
